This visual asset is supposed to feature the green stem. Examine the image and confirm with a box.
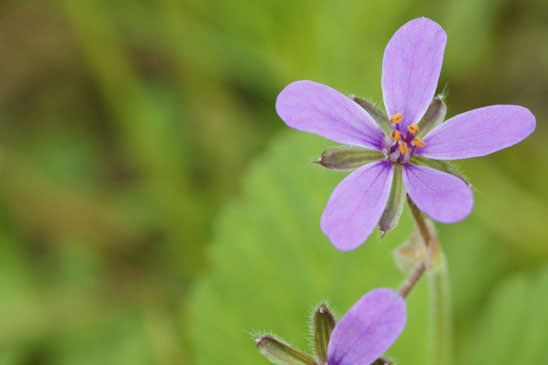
[405,196,453,365]
[427,254,452,365]
[398,261,426,298]
[406,195,431,247]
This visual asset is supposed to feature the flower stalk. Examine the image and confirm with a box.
[403,195,453,365]
[398,260,427,298]
[397,195,432,298]
[428,254,452,365]
[407,195,432,248]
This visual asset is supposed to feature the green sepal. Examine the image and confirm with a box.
[378,164,405,235]
[352,96,393,136]
[313,303,336,364]
[255,335,316,364]
[316,146,384,171]
[418,96,447,137]
[410,156,470,186]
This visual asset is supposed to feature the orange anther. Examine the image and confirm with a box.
[390,113,403,124]
[398,141,408,155]
[411,137,425,148]
[390,130,401,142]
[407,124,420,135]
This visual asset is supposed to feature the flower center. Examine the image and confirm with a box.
[386,113,425,163]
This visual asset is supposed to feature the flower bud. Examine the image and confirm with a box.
[418,96,447,137]
[316,146,384,171]
[255,335,316,364]
[352,96,393,135]
[313,303,336,363]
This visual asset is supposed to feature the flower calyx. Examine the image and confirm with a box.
[255,335,316,364]
[315,146,384,171]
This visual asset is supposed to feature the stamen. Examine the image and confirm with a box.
[407,124,420,135]
[411,137,425,148]
[390,113,403,124]
[390,130,401,142]
[398,141,408,155]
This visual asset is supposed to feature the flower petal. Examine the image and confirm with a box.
[416,105,536,160]
[382,18,447,127]
[327,288,406,365]
[276,80,386,149]
[403,164,473,223]
[321,161,393,251]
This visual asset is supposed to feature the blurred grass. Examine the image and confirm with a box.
[0,0,546,363]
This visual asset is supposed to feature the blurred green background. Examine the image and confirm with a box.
[1,0,547,363]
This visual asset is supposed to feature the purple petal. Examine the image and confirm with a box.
[416,105,536,160]
[403,164,473,223]
[276,80,386,150]
[382,18,447,127]
[327,288,406,365]
[321,161,393,251]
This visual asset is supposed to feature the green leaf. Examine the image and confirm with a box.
[186,133,428,364]
[459,266,548,364]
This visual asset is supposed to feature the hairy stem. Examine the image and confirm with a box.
[406,195,431,247]
[403,195,453,364]
[428,256,453,365]
[398,261,427,298]
[398,196,431,298]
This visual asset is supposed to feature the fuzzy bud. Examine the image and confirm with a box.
[316,146,384,171]
[255,335,315,364]
[418,96,447,137]
[313,303,336,364]
[352,96,393,135]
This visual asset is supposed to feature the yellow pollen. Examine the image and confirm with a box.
[411,137,425,148]
[390,130,401,142]
[407,124,420,135]
[390,113,403,124]
[398,141,408,155]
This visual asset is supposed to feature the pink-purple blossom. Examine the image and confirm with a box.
[328,288,406,365]
[256,289,406,364]
[275,17,535,251]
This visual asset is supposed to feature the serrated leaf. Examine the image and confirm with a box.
[186,133,428,364]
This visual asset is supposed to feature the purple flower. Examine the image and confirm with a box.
[328,288,406,365]
[275,17,535,251]
[256,288,406,364]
